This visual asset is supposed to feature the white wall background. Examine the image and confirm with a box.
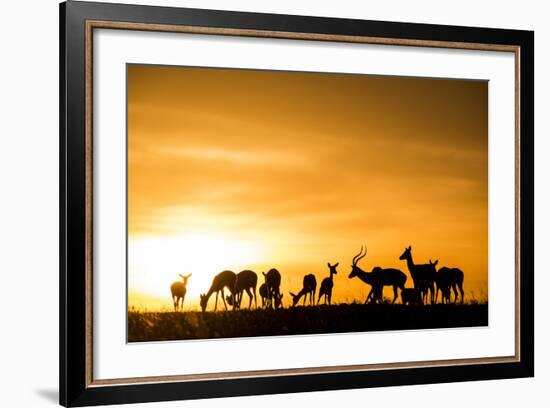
[0,0,545,407]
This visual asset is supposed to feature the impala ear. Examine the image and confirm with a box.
[186,273,192,278]
[327,262,330,267]
[408,245,412,250]
[434,260,439,266]
[334,262,339,267]
[262,272,267,277]
[179,273,184,278]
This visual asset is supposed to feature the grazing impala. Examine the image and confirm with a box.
[399,246,437,304]
[226,270,258,309]
[348,246,407,304]
[435,266,465,304]
[290,274,317,306]
[259,283,269,307]
[170,273,192,311]
[199,270,237,312]
[262,268,283,308]
[400,287,423,305]
[318,263,338,305]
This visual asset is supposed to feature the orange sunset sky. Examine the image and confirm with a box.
[127,64,488,310]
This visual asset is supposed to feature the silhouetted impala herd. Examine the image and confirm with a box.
[170,245,465,312]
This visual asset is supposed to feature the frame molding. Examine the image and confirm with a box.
[60,1,534,406]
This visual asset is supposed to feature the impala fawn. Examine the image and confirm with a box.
[318,263,338,305]
[170,273,192,311]
[400,288,423,305]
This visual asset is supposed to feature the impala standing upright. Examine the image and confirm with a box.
[399,246,437,304]
[318,263,338,305]
[170,273,192,311]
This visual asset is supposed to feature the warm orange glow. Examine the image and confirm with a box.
[127,64,488,310]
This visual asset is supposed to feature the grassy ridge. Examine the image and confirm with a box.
[128,303,488,342]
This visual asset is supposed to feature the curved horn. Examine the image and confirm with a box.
[357,246,367,263]
[352,246,367,265]
[352,246,362,265]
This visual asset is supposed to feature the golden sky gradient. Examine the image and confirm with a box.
[127,64,488,310]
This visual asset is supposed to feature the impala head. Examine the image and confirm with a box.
[327,262,339,276]
[289,292,299,307]
[178,273,192,285]
[429,259,439,267]
[348,246,367,279]
[199,293,208,312]
[399,245,412,261]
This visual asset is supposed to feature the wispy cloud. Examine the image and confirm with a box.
[153,145,313,168]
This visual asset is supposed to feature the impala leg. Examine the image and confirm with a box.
[245,288,253,309]
[221,289,228,310]
[392,286,398,304]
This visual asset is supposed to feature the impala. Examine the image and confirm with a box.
[400,287,423,305]
[226,270,258,309]
[435,266,465,304]
[199,270,237,312]
[290,274,317,306]
[318,263,338,305]
[348,246,407,304]
[262,268,283,308]
[399,246,437,304]
[259,283,268,307]
[170,273,192,311]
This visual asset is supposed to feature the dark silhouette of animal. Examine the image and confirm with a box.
[226,270,258,309]
[399,246,437,304]
[435,266,465,304]
[318,263,338,305]
[259,283,269,307]
[262,268,283,308]
[170,273,192,311]
[199,270,236,312]
[290,274,317,306]
[401,287,423,305]
[348,246,407,303]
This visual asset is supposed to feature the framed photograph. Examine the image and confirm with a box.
[60,1,534,406]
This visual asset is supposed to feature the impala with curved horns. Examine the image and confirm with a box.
[348,246,407,304]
